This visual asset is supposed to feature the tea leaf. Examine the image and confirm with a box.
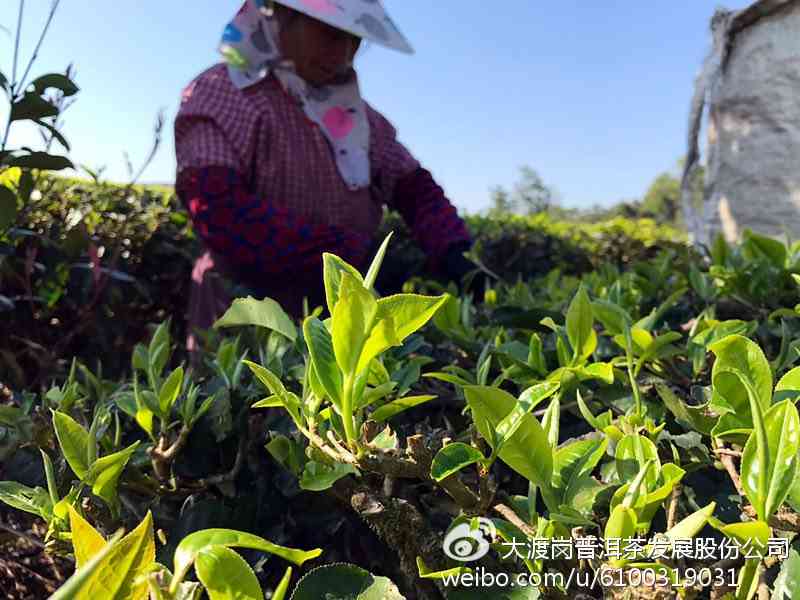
[195,545,262,600]
[431,443,484,482]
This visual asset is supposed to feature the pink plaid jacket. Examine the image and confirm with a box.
[175,63,420,234]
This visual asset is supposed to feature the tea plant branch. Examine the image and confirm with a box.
[330,476,447,600]
[493,503,536,539]
[667,483,682,530]
[713,440,745,497]
[15,0,61,95]
[150,425,191,481]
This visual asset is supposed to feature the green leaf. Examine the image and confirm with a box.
[374,293,449,346]
[7,151,73,170]
[173,529,321,589]
[364,232,393,291]
[464,386,552,490]
[68,505,107,569]
[430,443,485,482]
[49,530,125,600]
[552,438,608,506]
[332,272,376,375]
[709,335,772,420]
[195,545,262,600]
[415,556,471,580]
[0,185,17,230]
[496,382,560,450]
[744,229,787,269]
[604,505,637,567]
[67,511,155,600]
[86,442,140,510]
[300,460,357,491]
[615,434,660,489]
[274,567,293,600]
[661,502,716,543]
[740,399,800,521]
[772,548,800,600]
[323,253,365,316]
[53,410,90,479]
[591,299,631,336]
[655,382,716,435]
[303,317,343,407]
[213,296,296,341]
[0,482,50,517]
[10,92,59,121]
[370,395,436,423]
[30,73,80,97]
[566,285,596,364]
[775,366,800,403]
[158,366,184,418]
[290,563,405,600]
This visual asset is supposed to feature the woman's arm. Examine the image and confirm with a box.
[176,165,370,279]
[388,166,474,273]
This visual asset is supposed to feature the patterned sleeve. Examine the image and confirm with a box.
[366,105,473,270]
[175,165,371,279]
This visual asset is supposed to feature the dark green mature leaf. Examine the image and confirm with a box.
[464,386,552,491]
[290,563,405,600]
[655,383,716,435]
[30,73,79,97]
[195,545,262,600]
[431,443,485,482]
[213,296,296,341]
[300,460,358,492]
[10,92,58,121]
[7,151,73,170]
[0,185,17,230]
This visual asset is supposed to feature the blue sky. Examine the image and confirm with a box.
[1,1,754,214]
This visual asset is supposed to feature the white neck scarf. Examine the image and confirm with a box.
[220,0,370,191]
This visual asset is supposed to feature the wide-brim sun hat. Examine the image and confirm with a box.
[264,0,414,54]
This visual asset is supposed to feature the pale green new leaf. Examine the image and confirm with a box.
[303,317,343,407]
[496,382,560,450]
[195,545,262,600]
[370,395,436,423]
[86,441,140,509]
[53,410,90,479]
[364,232,393,291]
[375,293,449,345]
[741,399,800,521]
[566,285,595,364]
[158,366,184,418]
[464,386,552,490]
[213,296,296,341]
[173,529,321,589]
